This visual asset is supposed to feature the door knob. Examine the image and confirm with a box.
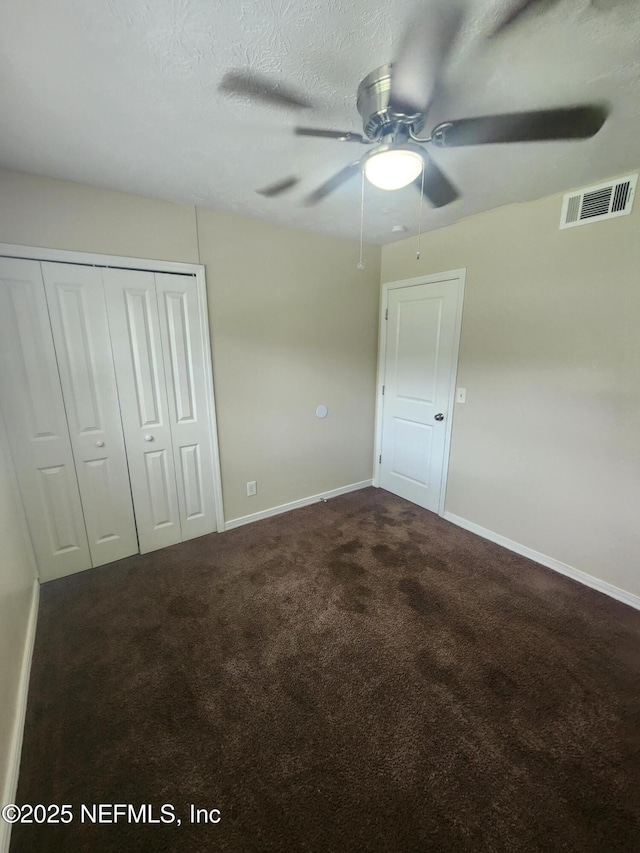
[434,413,444,421]
[95,440,105,447]
[144,435,154,442]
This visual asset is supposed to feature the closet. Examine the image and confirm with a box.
[0,255,220,583]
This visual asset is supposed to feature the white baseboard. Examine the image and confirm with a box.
[225,480,373,531]
[443,512,640,611]
[1,579,39,853]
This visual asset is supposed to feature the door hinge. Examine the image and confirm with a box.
[379,454,382,464]
[385,308,388,320]
[382,385,385,395]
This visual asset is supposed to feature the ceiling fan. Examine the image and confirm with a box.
[219,0,607,209]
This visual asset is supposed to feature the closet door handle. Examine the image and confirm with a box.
[144,435,155,442]
[95,440,105,448]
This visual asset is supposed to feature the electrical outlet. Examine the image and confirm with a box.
[456,387,466,403]
[246,481,257,497]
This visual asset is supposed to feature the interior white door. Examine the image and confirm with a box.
[156,273,217,540]
[41,262,139,566]
[103,268,182,553]
[379,279,460,513]
[0,258,91,580]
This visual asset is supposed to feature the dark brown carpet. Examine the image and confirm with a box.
[10,488,640,853]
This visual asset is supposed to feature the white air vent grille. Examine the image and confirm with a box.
[560,174,637,229]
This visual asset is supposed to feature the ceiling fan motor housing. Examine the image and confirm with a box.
[356,64,425,141]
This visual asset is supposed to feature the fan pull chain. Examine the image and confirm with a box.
[357,169,365,271]
[416,160,425,260]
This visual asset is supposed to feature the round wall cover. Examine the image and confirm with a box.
[316,405,328,419]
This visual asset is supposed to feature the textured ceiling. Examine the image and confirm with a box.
[0,0,638,243]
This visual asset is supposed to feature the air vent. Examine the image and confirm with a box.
[560,174,637,229]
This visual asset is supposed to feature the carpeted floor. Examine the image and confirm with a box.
[10,488,640,852]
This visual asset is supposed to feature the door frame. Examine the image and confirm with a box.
[372,268,466,516]
[0,242,225,534]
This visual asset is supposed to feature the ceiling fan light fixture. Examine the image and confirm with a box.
[363,147,424,190]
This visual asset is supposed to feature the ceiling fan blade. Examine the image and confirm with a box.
[430,106,607,147]
[389,0,466,116]
[295,127,365,143]
[489,0,559,38]
[256,176,299,198]
[304,163,361,206]
[219,71,313,110]
[414,159,460,208]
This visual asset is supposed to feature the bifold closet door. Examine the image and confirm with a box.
[155,273,217,541]
[41,262,139,567]
[0,258,91,581]
[103,268,182,553]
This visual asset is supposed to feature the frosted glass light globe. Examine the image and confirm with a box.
[364,149,424,190]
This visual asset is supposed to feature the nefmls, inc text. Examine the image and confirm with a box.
[1,803,222,826]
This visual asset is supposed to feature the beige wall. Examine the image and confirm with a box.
[382,182,640,598]
[197,209,380,520]
[0,169,199,262]
[0,413,37,808]
[0,168,381,526]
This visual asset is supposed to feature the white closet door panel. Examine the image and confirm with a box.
[103,268,181,553]
[156,273,217,540]
[0,257,91,580]
[41,262,138,566]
